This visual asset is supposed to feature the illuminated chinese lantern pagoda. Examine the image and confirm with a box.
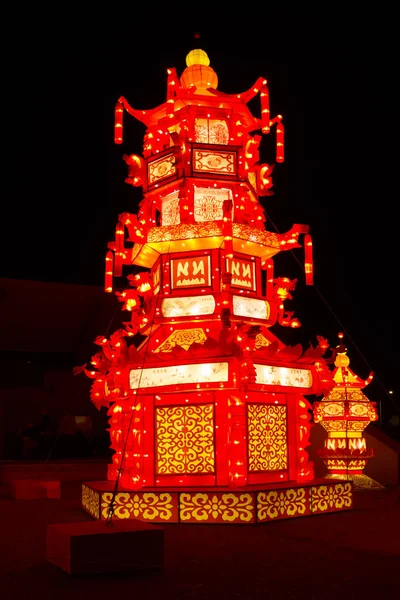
[79,49,354,524]
[313,334,383,490]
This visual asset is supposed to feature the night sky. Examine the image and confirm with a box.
[2,8,399,415]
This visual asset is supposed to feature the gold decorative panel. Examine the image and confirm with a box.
[156,404,215,475]
[148,222,223,243]
[154,328,207,352]
[248,404,288,471]
[226,256,256,290]
[148,153,176,184]
[257,487,308,521]
[82,484,100,519]
[193,149,236,175]
[171,255,211,288]
[254,334,271,349]
[101,492,177,522]
[180,492,254,523]
[310,482,353,514]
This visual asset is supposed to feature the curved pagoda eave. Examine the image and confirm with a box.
[129,223,281,268]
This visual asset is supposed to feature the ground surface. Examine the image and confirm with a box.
[0,480,399,599]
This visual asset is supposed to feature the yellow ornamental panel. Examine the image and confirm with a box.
[156,405,215,475]
[180,492,254,523]
[257,488,308,521]
[247,404,288,471]
[82,484,100,519]
[321,402,345,417]
[311,482,353,514]
[100,492,176,522]
[193,149,236,175]
[154,328,207,352]
[148,153,176,185]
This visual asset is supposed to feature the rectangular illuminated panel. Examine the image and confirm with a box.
[194,118,229,144]
[129,362,229,389]
[193,186,232,222]
[248,404,288,471]
[161,190,180,226]
[156,404,215,475]
[254,365,312,388]
[193,149,236,175]
[227,257,256,290]
[148,153,176,185]
[152,264,161,296]
[161,295,215,317]
[233,296,269,320]
[171,256,211,288]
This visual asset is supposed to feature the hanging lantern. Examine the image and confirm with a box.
[105,251,113,293]
[304,234,314,285]
[261,81,270,134]
[276,120,284,162]
[180,49,218,91]
[114,101,123,144]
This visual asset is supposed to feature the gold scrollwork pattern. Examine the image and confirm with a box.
[148,154,176,184]
[248,404,288,471]
[154,328,207,353]
[232,223,280,248]
[101,492,174,521]
[180,492,254,522]
[82,484,100,519]
[148,222,223,243]
[257,487,308,521]
[193,150,235,174]
[311,482,352,513]
[156,404,215,475]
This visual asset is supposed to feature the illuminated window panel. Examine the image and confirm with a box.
[227,257,256,291]
[148,153,176,185]
[161,295,215,317]
[193,149,236,175]
[254,365,313,388]
[161,190,180,226]
[193,186,232,222]
[248,404,288,471]
[195,118,229,145]
[170,255,211,288]
[152,264,161,295]
[129,362,229,389]
[233,296,269,320]
[156,404,215,475]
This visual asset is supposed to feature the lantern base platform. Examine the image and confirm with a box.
[82,478,353,525]
[323,473,384,491]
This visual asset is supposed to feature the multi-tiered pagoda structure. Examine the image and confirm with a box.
[80,49,354,524]
[313,334,382,490]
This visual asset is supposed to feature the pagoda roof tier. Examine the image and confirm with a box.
[119,87,261,133]
[130,222,280,268]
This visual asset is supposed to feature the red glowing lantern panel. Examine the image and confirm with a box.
[226,256,256,291]
[156,404,215,475]
[247,404,288,471]
[171,256,211,289]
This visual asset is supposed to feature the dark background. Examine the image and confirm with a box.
[2,7,399,419]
